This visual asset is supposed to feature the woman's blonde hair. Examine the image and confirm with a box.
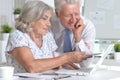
[15,1,53,33]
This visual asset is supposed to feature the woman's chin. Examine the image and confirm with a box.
[42,32,47,35]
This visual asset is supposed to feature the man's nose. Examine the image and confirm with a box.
[70,15,76,23]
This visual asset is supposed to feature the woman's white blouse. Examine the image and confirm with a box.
[5,30,58,73]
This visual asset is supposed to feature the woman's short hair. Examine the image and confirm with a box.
[54,0,81,13]
[15,1,53,33]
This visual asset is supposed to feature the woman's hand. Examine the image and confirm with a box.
[53,63,79,70]
[66,51,92,63]
[63,63,79,70]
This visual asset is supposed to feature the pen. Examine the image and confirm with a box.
[19,76,30,78]
[54,75,71,80]
[40,72,58,75]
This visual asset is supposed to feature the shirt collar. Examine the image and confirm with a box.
[58,22,73,34]
[58,20,65,33]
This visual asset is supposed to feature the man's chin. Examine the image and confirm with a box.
[65,25,74,29]
[69,26,74,29]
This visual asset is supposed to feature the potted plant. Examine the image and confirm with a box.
[1,24,13,41]
[114,42,120,60]
[13,8,21,18]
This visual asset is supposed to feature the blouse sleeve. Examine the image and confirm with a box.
[6,30,28,53]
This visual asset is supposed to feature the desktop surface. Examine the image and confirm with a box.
[61,68,120,80]
[12,68,120,80]
[1,59,120,80]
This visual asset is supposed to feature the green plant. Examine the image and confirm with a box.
[1,24,13,33]
[114,42,120,52]
[13,8,21,14]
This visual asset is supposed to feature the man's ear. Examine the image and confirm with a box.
[55,9,59,18]
[31,22,35,26]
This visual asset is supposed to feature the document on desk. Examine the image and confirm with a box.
[14,72,71,80]
[14,73,54,79]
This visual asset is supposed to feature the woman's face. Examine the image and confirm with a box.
[32,10,51,36]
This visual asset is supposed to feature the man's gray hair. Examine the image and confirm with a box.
[54,0,81,12]
[15,1,53,33]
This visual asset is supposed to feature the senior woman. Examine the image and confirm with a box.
[5,1,92,73]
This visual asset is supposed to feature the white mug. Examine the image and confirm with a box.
[0,66,14,78]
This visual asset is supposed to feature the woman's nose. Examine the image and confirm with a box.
[46,20,51,27]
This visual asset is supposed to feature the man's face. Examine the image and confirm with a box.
[56,3,80,29]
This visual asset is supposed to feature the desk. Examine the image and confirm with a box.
[93,58,120,71]
[13,59,120,80]
[13,68,120,80]
[61,69,120,80]
[66,59,120,80]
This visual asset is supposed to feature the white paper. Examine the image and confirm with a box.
[89,11,105,24]
[14,70,71,80]
[14,73,55,80]
[97,0,114,10]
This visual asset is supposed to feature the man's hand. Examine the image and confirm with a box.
[72,17,85,42]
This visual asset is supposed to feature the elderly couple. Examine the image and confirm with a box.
[6,0,96,73]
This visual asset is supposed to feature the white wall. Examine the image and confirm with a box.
[25,0,84,14]
[14,0,25,8]
[0,0,14,40]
